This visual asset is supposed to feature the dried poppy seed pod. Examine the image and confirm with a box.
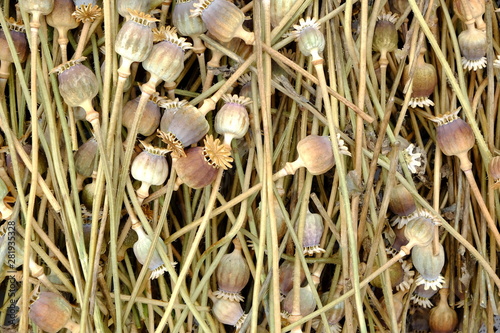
[29,291,80,333]
[489,156,500,190]
[209,293,247,328]
[402,49,437,108]
[115,10,157,78]
[279,260,305,298]
[215,94,251,146]
[213,238,250,302]
[373,13,398,67]
[6,144,48,181]
[277,134,350,176]
[142,26,192,90]
[370,258,406,290]
[51,57,99,124]
[429,288,458,333]
[74,137,97,190]
[0,19,28,80]
[389,184,417,229]
[458,25,487,71]
[412,243,445,291]
[172,0,207,53]
[431,108,475,171]
[302,210,325,256]
[132,222,172,279]
[160,98,188,131]
[19,0,55,28]
[402,214,437,253]
[82,180,97,210]
[131,141,169,201]
[282,285,316,322]
[117,0,151,19]
[292,18,325,64]
[159,102,209,153]
[173,139,232,190]
[411,284,438,308]
[191,0,255,45]
[122,93,164,136]
[46,0,78,58]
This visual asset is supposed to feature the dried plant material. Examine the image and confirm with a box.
[72,3,102,22]
[203,135,233,170]
[157,129,186,158]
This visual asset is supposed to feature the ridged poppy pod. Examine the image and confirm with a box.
[373,13,398,67]
[270,0,295,28]
[429,288,458,333]
[301,210,325,256]
[159,102,209,153]
[115,10,157,78]
[81,180,98,210]
[122,93,164,136]
[320,284,345,333]
[74,137,98,178]
[292,17,325,63]
[46,0,78,50]
[213,238,250,302]
[209,293,247,328]
[370,256,414,291]
[215,94,251,146]
[411,283,438,308]
[74,136,97,190]
[19,0,55,27]
[51,57,99,124]
[191,0,255,45]
[6,144,48,182]
[0,19,28,80]
[380,290,408,324]
[489,156,500,190]
[131,141,169,201]
[132,222,172,279]
[282,285,316,322]
[277,134,350,177]
[458,25,487,71]
[172,0,207,53]
[402,213,437,254]
[117,0,151,19]
[430,108,475,171]
[279,260,305,298]
[412,243,445,291]
[0,178,12,219]
[143,26,192,88]
[402,49,437,108]
[160,98,188,132]
[389,184,417,229]
[255,196,287,241]
[29,291,80,333]
[173,135,233,189]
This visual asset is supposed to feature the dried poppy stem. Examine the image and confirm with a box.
[18,2,51,329]
[72,4,102,60]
